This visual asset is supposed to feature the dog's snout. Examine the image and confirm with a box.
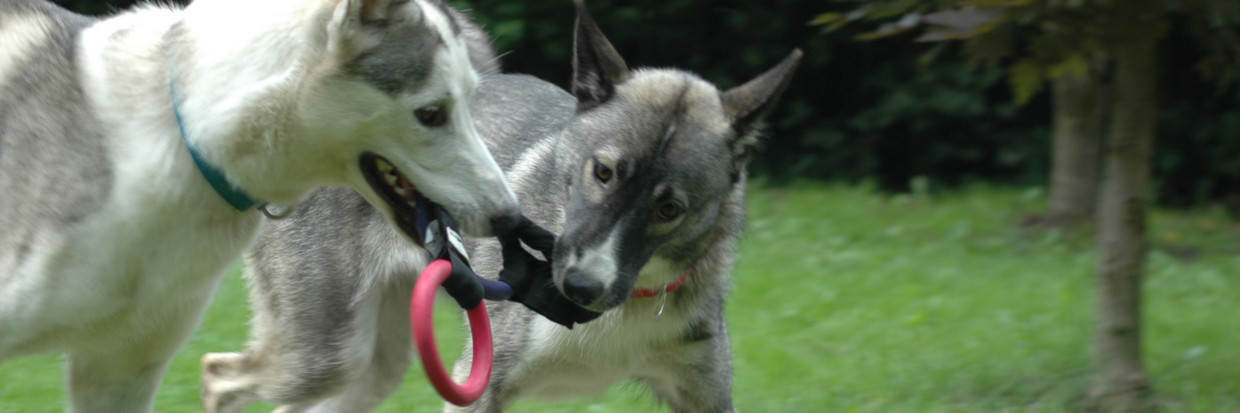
[562,269,605,307]
[489,207,522,236]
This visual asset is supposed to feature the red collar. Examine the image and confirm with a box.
[630,267,692,298]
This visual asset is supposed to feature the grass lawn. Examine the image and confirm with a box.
[2,183,1239,412]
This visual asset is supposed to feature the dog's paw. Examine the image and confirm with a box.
[201,352,255,413]
[202,352,245,378]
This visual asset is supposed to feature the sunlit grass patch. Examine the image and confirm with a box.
[2,184,1238,412]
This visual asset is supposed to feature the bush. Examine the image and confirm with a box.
[54,0,1240,205]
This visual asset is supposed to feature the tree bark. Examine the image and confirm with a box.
[1089,17,1160,412]
[1045,55,1108,228]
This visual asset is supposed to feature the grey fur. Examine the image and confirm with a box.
[570,0,628,110]
[200,6,800,413]
[445,6,500,75]
[349,2,498,96]
[347,4,442,96]
[0,0,109,290]
[202,187,423,412]
[428,0,462,36]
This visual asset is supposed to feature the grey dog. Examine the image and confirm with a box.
[200,2,800,412]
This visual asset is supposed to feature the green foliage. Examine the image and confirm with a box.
[789,58,1050,191]
[48,0,1240,205]
[813,0,1240,203]
[4,186,1240,412]
[1004,53,1085,105]
[1007,58,1046,105]
[812,0,1107,106]
[1155,23,1240,207]
[1045,54,1089,79]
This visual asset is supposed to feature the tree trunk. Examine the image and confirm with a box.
[1089,21,1160,412]
[1045,55,1107,228]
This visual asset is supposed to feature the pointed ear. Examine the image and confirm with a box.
[335,0,415,32]
[723,49,802,181]
[722,49,802,139]
[356,0,409,24]
[330,0,418,57]
[572,0,630,111]
[442,6,502,75]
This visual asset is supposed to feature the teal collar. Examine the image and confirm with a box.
[171,86,261,212]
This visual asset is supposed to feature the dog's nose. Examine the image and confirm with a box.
[562,269,605,307]
[489,207,522,235]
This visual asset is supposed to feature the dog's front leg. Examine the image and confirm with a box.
[279,285,415,413]
[201,264,416,413]
[200,279,398,413]
[67,299,208,413]
[66,352,172,413]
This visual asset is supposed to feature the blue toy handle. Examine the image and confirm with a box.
[479,277,514,301]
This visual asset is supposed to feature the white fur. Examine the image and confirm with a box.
[505,136,558,199]
[0,1,515,411]
[564,225,621,294]
[492,257,693,401]
[634,256,684,289]
[171,0,515,234]
[0,11,51,86]
[513,280,696,402]
[565,229,694,300]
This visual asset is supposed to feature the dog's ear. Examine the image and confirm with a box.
[572,0,630,111]
[722,49,802,140]
[722,49,802,179]
[329,0,420,57]
[357,0,411,24]
[442,6,502,75]
[333,0,418,35]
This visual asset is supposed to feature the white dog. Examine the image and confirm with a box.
[0,0,517,411]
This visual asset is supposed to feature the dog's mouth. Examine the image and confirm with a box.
[360,153,426,246]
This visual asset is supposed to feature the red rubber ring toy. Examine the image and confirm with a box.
[411,259,493,406]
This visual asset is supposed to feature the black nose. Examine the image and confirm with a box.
[562,269,605,307]
[489,208,522,235]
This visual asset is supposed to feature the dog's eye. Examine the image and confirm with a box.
[655,201,683,222]
[414,105,448,127]
[594,162,613,183]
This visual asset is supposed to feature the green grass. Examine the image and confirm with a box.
[3,183,1239,412]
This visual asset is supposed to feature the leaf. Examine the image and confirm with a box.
[917,42,950,67]
[867,1,921,20]
[921,7,1005,30]
[1046,53,1089,79]
[855,22,918,41]
[961,30,1015,67]
[810,13,845,26]
[917,26,977,42]
[961,0,1035,6]
[916,7,1009,42]
[1008,59,1046,105]
[821,20,854,33]
[852,11,923,40]
[812,4,873,33]
[845,4,874,21]
[896,12,923,29]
